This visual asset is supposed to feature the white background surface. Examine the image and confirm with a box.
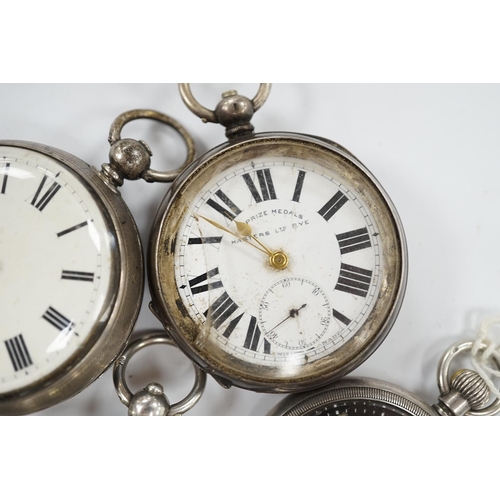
[2,83,500,416]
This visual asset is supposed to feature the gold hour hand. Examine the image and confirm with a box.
[197,215,267,255]
[235,221,274,256]
[234,220,252,238]
[197,215,289,270]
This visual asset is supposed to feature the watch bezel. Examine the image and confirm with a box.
[149,132,408,393]
[268,377,437,415]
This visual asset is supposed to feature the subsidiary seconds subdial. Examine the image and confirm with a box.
[258,278,331,350]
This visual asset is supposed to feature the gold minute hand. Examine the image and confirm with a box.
[197,215,268,255]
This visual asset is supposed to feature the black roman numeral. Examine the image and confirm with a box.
[4,334,33,372]
[42,306,75,332]
[206,190,242,221]
[200,293,272,353]
[61,270,95,282]
[318,191,349,221]
[221,312,244,339]
[188,267,224,295]
[188,236,223,245]
[204,291,240,329]
[336,227,371,254]
[292,170,306,202]
[1,162,10,194]
[31,174,62,211]
[331,307,351,326]
[244,316,271,353]
[57,221,88,238]
[335,263,372,297]
[243,169,277,203]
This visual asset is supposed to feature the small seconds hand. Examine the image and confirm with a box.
[267,304,307,334]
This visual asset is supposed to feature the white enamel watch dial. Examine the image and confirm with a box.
[258,277,331,351]
[0,145,113,393]
[0,142,143,414]
[150,133,407,392]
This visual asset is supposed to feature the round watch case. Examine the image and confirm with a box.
[148,131,407,393]
[0,140,143,415]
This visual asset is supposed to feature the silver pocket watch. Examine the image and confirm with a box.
[148,84,408,394]
[0,109,194,415]
[5,85,498,416]
[269,340,500,416]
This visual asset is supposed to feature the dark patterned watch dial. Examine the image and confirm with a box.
[305,399,412,416]
[268,379,436,415]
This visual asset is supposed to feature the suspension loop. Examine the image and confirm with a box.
[102,109,196,187]
[178,84,271,139]
[437,341,500,416]
[113,330,206,416]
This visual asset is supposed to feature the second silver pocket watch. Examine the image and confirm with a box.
[148,84,408,393]
[0,108,195,415]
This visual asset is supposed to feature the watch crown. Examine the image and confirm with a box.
[450,369,490,410]
[435,369,490,416]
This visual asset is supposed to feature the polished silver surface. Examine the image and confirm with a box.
[128,383,171,416]
[113,330,207,416]
[436,341,500,416]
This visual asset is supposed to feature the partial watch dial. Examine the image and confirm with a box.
[258,278,331,351]
[268,378,436,416]
[0,145,115,395]
[151,134,406,391]
[304,400,412,416]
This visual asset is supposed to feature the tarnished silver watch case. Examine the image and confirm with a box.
[0,140,143,415]
[148,131,408,394]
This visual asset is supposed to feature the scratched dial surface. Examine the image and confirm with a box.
[177,158,381,360]
[154,136,405,390]
[0,146,114,395]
